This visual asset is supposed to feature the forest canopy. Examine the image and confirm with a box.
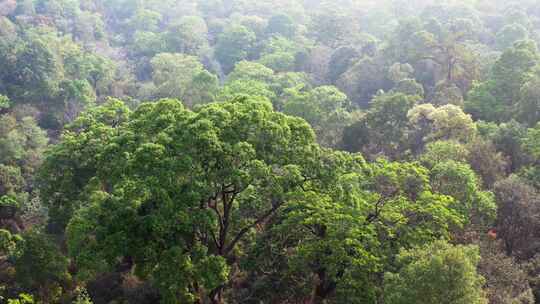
[0,0,539,303]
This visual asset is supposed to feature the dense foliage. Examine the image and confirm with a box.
[0,0,539,303]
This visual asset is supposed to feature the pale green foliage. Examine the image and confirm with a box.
[496,23,529,50]
[309,4,357,48]
[151,52,202,97]
[392,78,424,98]
[283,86,352,147]
[259,52,295,72]
[517,70,540,126]
[465,81,504,123]
[215,24,256,73]
[127,9,162,32]
[227,61,275,84]
[266,14,297,38]
[467,40,540,123]
[7,294,34,304]
[224,61,309,108]
[0,113,47,205]
[397,18,479,89]
[420,140,469,168]
[261,35,299,55]
[524,123,540,159]
[249,156,463,303]
[0,165,25,200]
[0,229,22,256]
[165,16,208,55]
[408,103,477,144]
[430,160,496,226]
[385,240,488,304]
[388,63,415,83]
[218,79,276,104]
[132,31,165,56]
[72,287,93,304]
[235,15,267,38]
[0,26,115,122]
[150,53,218,106]
[258,36,299,72]
[432,83,464,106]
[0,95,10,110]
[492,40,538,104]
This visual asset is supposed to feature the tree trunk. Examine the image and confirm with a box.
[308,269,335,304]
[447,57,454,83]
[209,285,225,304]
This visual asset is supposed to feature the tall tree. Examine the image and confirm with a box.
[38,99,130,233]
[61,97,325,303]
[150,53,218,106]
[215,25,256,74]
[283,85,352,148]
[239,157,462,303]
[384,240,488,304]
[342,92,420,159]
[466,40,538,123]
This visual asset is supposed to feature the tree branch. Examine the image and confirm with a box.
[224,200,283,255]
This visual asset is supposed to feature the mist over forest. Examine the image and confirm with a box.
[1,0,540,303]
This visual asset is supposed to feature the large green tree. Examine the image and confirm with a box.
[39,99,130,233]
[342,92,420,159]
[165,16,208,55]
[384,240,488,304]
[408,103,477,153]
[237,157,462,303]
[57,97,324,303]
[465,40,539,123]
[215,25,256,74]
[283,85,352,148]
[0,112,47,206]
[150,53,218,107]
